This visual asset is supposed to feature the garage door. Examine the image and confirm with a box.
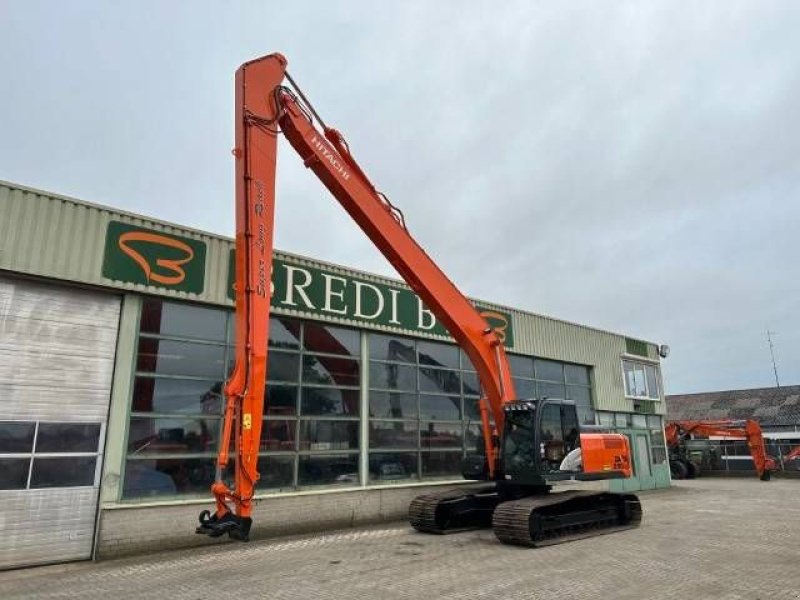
[0,276,120,569]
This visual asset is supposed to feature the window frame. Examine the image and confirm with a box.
[621,357,662,401]
[124,299,367,500]
[0,420,105,491]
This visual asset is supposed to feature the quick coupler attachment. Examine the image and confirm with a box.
[196,510,253,541]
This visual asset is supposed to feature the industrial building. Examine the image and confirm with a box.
[0,179,669,569]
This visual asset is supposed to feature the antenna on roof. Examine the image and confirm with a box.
[766,330,780,388]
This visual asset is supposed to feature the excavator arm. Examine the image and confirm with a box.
[196,53,516,540]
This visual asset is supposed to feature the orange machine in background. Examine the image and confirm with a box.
[666,419,777,481]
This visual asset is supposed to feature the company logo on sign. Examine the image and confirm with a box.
[103,221,206,293]
[227,250,514,347]
[480,310,510,344]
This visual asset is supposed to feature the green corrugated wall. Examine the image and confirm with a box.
[0,179,664,414]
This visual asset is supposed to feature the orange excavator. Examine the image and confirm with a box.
[665,420,777,481]
[195,53,642,546]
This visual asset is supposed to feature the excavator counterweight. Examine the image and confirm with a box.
[197,52,643,546]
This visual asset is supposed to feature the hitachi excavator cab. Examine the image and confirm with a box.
[500,399,582,487]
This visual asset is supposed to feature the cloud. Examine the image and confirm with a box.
[1,1,798,393]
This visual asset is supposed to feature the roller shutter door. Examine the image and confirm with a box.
[0,276,120,569]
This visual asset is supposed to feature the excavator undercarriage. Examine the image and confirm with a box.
[410,486,641,547]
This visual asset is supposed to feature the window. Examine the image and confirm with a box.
[0,420,102,490]
[124,301,363,499]
[508,355,593,424]
[623,359,661,399]
[367,334,471,484]
[367,338,596,484]
[648,416,667,464]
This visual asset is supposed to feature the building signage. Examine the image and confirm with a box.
[102,221,206,294]
[227,250,514,347]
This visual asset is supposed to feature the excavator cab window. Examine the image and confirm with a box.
[538,403,580,473]
[502,407,537,479]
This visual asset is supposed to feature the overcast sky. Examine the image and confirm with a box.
[2,1,798,394]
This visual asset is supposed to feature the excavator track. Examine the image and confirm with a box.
[492,491,642,547]
[409,484,499,534]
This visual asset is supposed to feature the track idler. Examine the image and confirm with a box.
[409,484,499,534]
[196,510,252,541]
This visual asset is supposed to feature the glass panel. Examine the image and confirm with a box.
[615,413,631,428]
[140,299,227,342]
[298,454,359,486]
[256,455,295,489]
[623,361,647,397]
[0,422,35,453]
[512,378,536,399]
[461,371,480,397]
[566,385,592,408]
[123,457,215,498]
[36,423,101,453]
[464,398,482,421]
[127,417,220,455]
[299,420,359,451]
[647,415,662,429]
[369,421,418,449]
[565,364,590,386]
[268,351,301,383]
[561,405,580,448]
[417,341,459,369]
[268,317,302,350]
[507,354,535,378]
[419,394,461,421]
[132,377,224,415]
[650,429,666,447]
[419,368,460,394]
[577,407,596,426]
[303,322,359,356]
[540,404,563,442]
[369,391,417,419]
[537,382,566,400]
[0,458,30,489]
[597,412,615,427]
[369,452,418,482]
[370,334,415,363]
[301,387,359,416]
[535,359,563,382]
[623,361,635,396]
[420,422,463,449]
[460,349,478,372]
[632,414,648,429]
[265,385,298,416]
[464,423,485,453]
[369,362,416,391]
[302,355,359,387]
[645,364,660,399]
[261,419,296,451]
[136,338,226,378]
[421,451,462,478]
[651,445,667,464]
[30,457,96,488]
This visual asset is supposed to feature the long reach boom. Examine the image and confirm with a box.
[197,53,641,546]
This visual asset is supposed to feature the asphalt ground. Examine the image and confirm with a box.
[2,478,799,600]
